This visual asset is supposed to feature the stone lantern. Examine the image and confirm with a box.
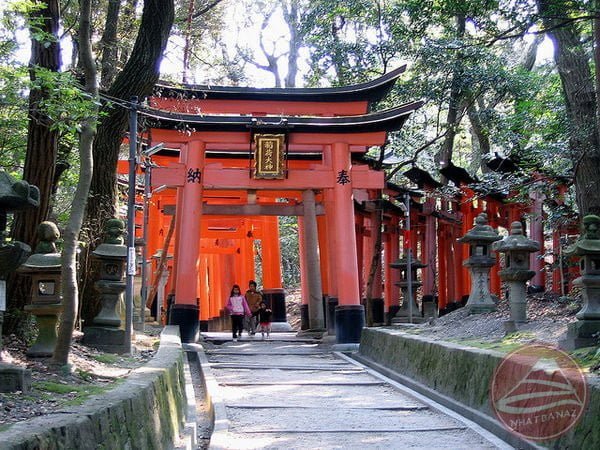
[390,255,427,323]
[560,214,600,350]
[493,221,540,324]
[0,171,38,392]
[459,213,501,313]
[18,221,62,357]
[83,219,128,353]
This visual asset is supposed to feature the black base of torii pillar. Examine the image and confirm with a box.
[169,304,200,343]
[334,305,365,348]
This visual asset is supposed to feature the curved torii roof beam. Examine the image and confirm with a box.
[153,66,407,104]
[139,100,424,134]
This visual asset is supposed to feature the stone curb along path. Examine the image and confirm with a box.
[358,327,600,450]
[193,332,514,450]
[0,326,197,450]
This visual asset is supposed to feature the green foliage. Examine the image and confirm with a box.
[570,346,600,372]
[32,380,115,406]
[1,1,101,230]
[0,4,29,174]
[279,216,300,288]
[0,65,28,173]
[453,331,537,353]
[91,353,120,364]
[301,0,404,86]
[30,68,102,134]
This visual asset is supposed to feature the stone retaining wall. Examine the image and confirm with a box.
[358,328,600,450]
[1,326,187,450]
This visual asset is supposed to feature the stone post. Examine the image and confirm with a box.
[459,213,502,314]
[493,221,540,327]
[390,256,427,324]
[18,221,63,357]
[83,219,128,353]
[560,215,600,350]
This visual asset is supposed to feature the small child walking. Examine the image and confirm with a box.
[255,301,272,339]
[226,284,251,341]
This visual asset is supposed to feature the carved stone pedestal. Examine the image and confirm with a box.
[0,362,31,393]
[83,327,129,354]
[24,303,62,357]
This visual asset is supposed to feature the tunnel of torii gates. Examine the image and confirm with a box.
[117,67,575,345]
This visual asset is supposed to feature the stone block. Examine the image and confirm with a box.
[559,320,600,350]
[83,326,128,354]
[0,362,31,393]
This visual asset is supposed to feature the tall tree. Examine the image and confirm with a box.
[99,0,121,89]
[436,13,467,180]
[178,0,226,83]
[53,0,98,366]
[538,0,600,215]
[20,0,61,236]
[81,0,175,323]
[232,0,305,87]
[7,0,61,332]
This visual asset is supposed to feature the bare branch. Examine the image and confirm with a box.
[191,0,226,20]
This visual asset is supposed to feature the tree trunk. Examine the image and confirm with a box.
[365,145,386,327]
[81,0,175,324]
[538,0,600,215]
[467,97,491,173]
[6,0,61,334]
[182,0,195,83]
[436,14,466,183]
[100,0,121,90]
[53,0,98,366]
[364,202,383,327]
[283,0,300,87]
[118,0,139,67]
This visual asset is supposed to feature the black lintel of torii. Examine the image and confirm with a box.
[153,66,407,105]
[138,100,424,134]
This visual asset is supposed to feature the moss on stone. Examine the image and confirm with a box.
[360,327,600,450]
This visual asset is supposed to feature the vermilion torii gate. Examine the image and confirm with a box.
[139,68,421,344]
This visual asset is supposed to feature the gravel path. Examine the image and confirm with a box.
[191,333,513,450]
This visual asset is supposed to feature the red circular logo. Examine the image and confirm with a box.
[490,344,588,442]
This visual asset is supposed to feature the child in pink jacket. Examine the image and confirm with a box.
[226,284,251,341]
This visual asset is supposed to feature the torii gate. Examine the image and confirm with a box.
[140,68,421,344]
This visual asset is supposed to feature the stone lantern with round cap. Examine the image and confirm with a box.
[18,221,63,357]
[492,221,540,323]
[82,218,128,353]
[459,212,502,313]
[560,214,600,349]
[390,254,427,323]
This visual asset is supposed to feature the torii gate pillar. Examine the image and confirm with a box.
[329,142,365,346]
[169,140,204,342]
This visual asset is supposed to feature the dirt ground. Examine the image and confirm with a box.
[401,291,600,375]
[0,327,159,429]
[414,292,579,345]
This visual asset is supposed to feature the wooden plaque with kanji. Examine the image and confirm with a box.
[253,134,285,179]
